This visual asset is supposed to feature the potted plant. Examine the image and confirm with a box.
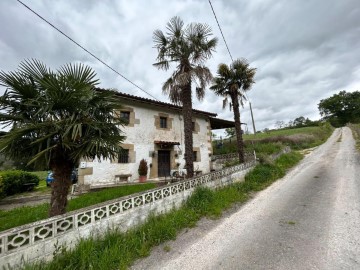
[138,159,148,183]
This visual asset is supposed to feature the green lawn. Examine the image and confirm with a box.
[0,183,156,232]
[30,171,48,181]
[30,171,49,193]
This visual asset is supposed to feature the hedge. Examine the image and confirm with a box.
[0,170,40,198]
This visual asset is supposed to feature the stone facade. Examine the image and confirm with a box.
[80,94,218,187]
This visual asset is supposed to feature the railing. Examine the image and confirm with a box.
[0,161,256,257]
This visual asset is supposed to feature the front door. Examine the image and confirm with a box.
[158,150,170,177]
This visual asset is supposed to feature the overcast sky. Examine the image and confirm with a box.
[1,0,359,135]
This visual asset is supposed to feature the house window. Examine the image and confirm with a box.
[120,111,130,124]
[118,149,129,163]
[160,117,167,128]
[193,151,197,162]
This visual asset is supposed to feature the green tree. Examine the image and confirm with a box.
[210,59,256,163]
[225,127,235,138]
[318,90,360,127]
[153,16,218,177]
[0,60,125,216]
[293,116,306,127]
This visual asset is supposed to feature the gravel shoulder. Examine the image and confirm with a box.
[132,128,360,270]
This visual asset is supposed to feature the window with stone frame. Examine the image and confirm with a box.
[120,111,130,124]
[160,117,167,128]
[118,149,129,163]
[193,151,198,162]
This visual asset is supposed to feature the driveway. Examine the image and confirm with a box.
[132,127,360,270]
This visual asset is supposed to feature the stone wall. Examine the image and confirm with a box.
[0,161,256,269]
[82,102,213,186]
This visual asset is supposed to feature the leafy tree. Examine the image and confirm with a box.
[318,90,360,127]
[0,60,125,216]
[210,59,256,163]
[293,116,306,127]
[153,16,218,177]
[225,127,235,138]
[275,120,285,129]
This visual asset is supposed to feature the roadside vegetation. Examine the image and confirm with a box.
[0,60,126,217]
[23,152,302,270]
[349,124,360,150]
[0,170,40,199]
[0,183,156,232]
[214,124,334,156]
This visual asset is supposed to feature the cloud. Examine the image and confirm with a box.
[1,0,360,135]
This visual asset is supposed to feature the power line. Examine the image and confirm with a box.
[208,0,233,62]
[16,0,159,101]
[208,0,251,103]
[208,0,256,134]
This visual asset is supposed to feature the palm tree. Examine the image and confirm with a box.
[153,16,218,178]
[210,59,256,163]
[0,59,125,216]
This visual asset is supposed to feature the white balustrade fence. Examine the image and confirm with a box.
[0,161,256,268]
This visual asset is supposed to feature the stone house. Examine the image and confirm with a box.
[78,90,234,187]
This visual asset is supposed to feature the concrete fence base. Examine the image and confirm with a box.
[0,161,255,269]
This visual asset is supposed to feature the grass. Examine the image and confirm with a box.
[163,245,171,252]
[34,179,49,193]
[243,126,323,140]
[29,171,48,192]
[214,124,334,155]
[23,152,303,270]
[349,123,360,151]
[337,133,342,142]
[287,221,296,225]
[30,171,48,181]
[0,183,156,232]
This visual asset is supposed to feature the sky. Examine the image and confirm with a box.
[1,0,360,136]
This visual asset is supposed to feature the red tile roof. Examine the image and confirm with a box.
[96,88,217,117]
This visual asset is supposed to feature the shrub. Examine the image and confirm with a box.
[138,159,148,176]
[0,177,4,199]
[0,170,40,197]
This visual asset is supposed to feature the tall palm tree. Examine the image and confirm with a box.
[210,59,256,163]
[0,59,125,216]
[153,16,218,178]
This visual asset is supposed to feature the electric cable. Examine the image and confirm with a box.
[16,0,159,101]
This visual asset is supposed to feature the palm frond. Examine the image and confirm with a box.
[166,16,184,38]
[153,29,167,48]
[210,59,256,111]
[222,98,228,109]
[0,60,126,169]
[153,60,169,70]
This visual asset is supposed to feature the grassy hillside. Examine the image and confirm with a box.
[213,124,334,156]
[243,126,325,140]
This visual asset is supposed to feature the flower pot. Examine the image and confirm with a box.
[139,175,147,183]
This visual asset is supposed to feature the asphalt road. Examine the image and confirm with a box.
[132,127,360,270]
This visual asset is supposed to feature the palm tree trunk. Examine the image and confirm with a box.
[231,94,245,163]
[182,82,194,178]
[49,152,73,217]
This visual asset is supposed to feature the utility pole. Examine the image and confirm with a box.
[249,101,256,135]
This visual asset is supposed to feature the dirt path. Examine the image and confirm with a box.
[132,128,360,270]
